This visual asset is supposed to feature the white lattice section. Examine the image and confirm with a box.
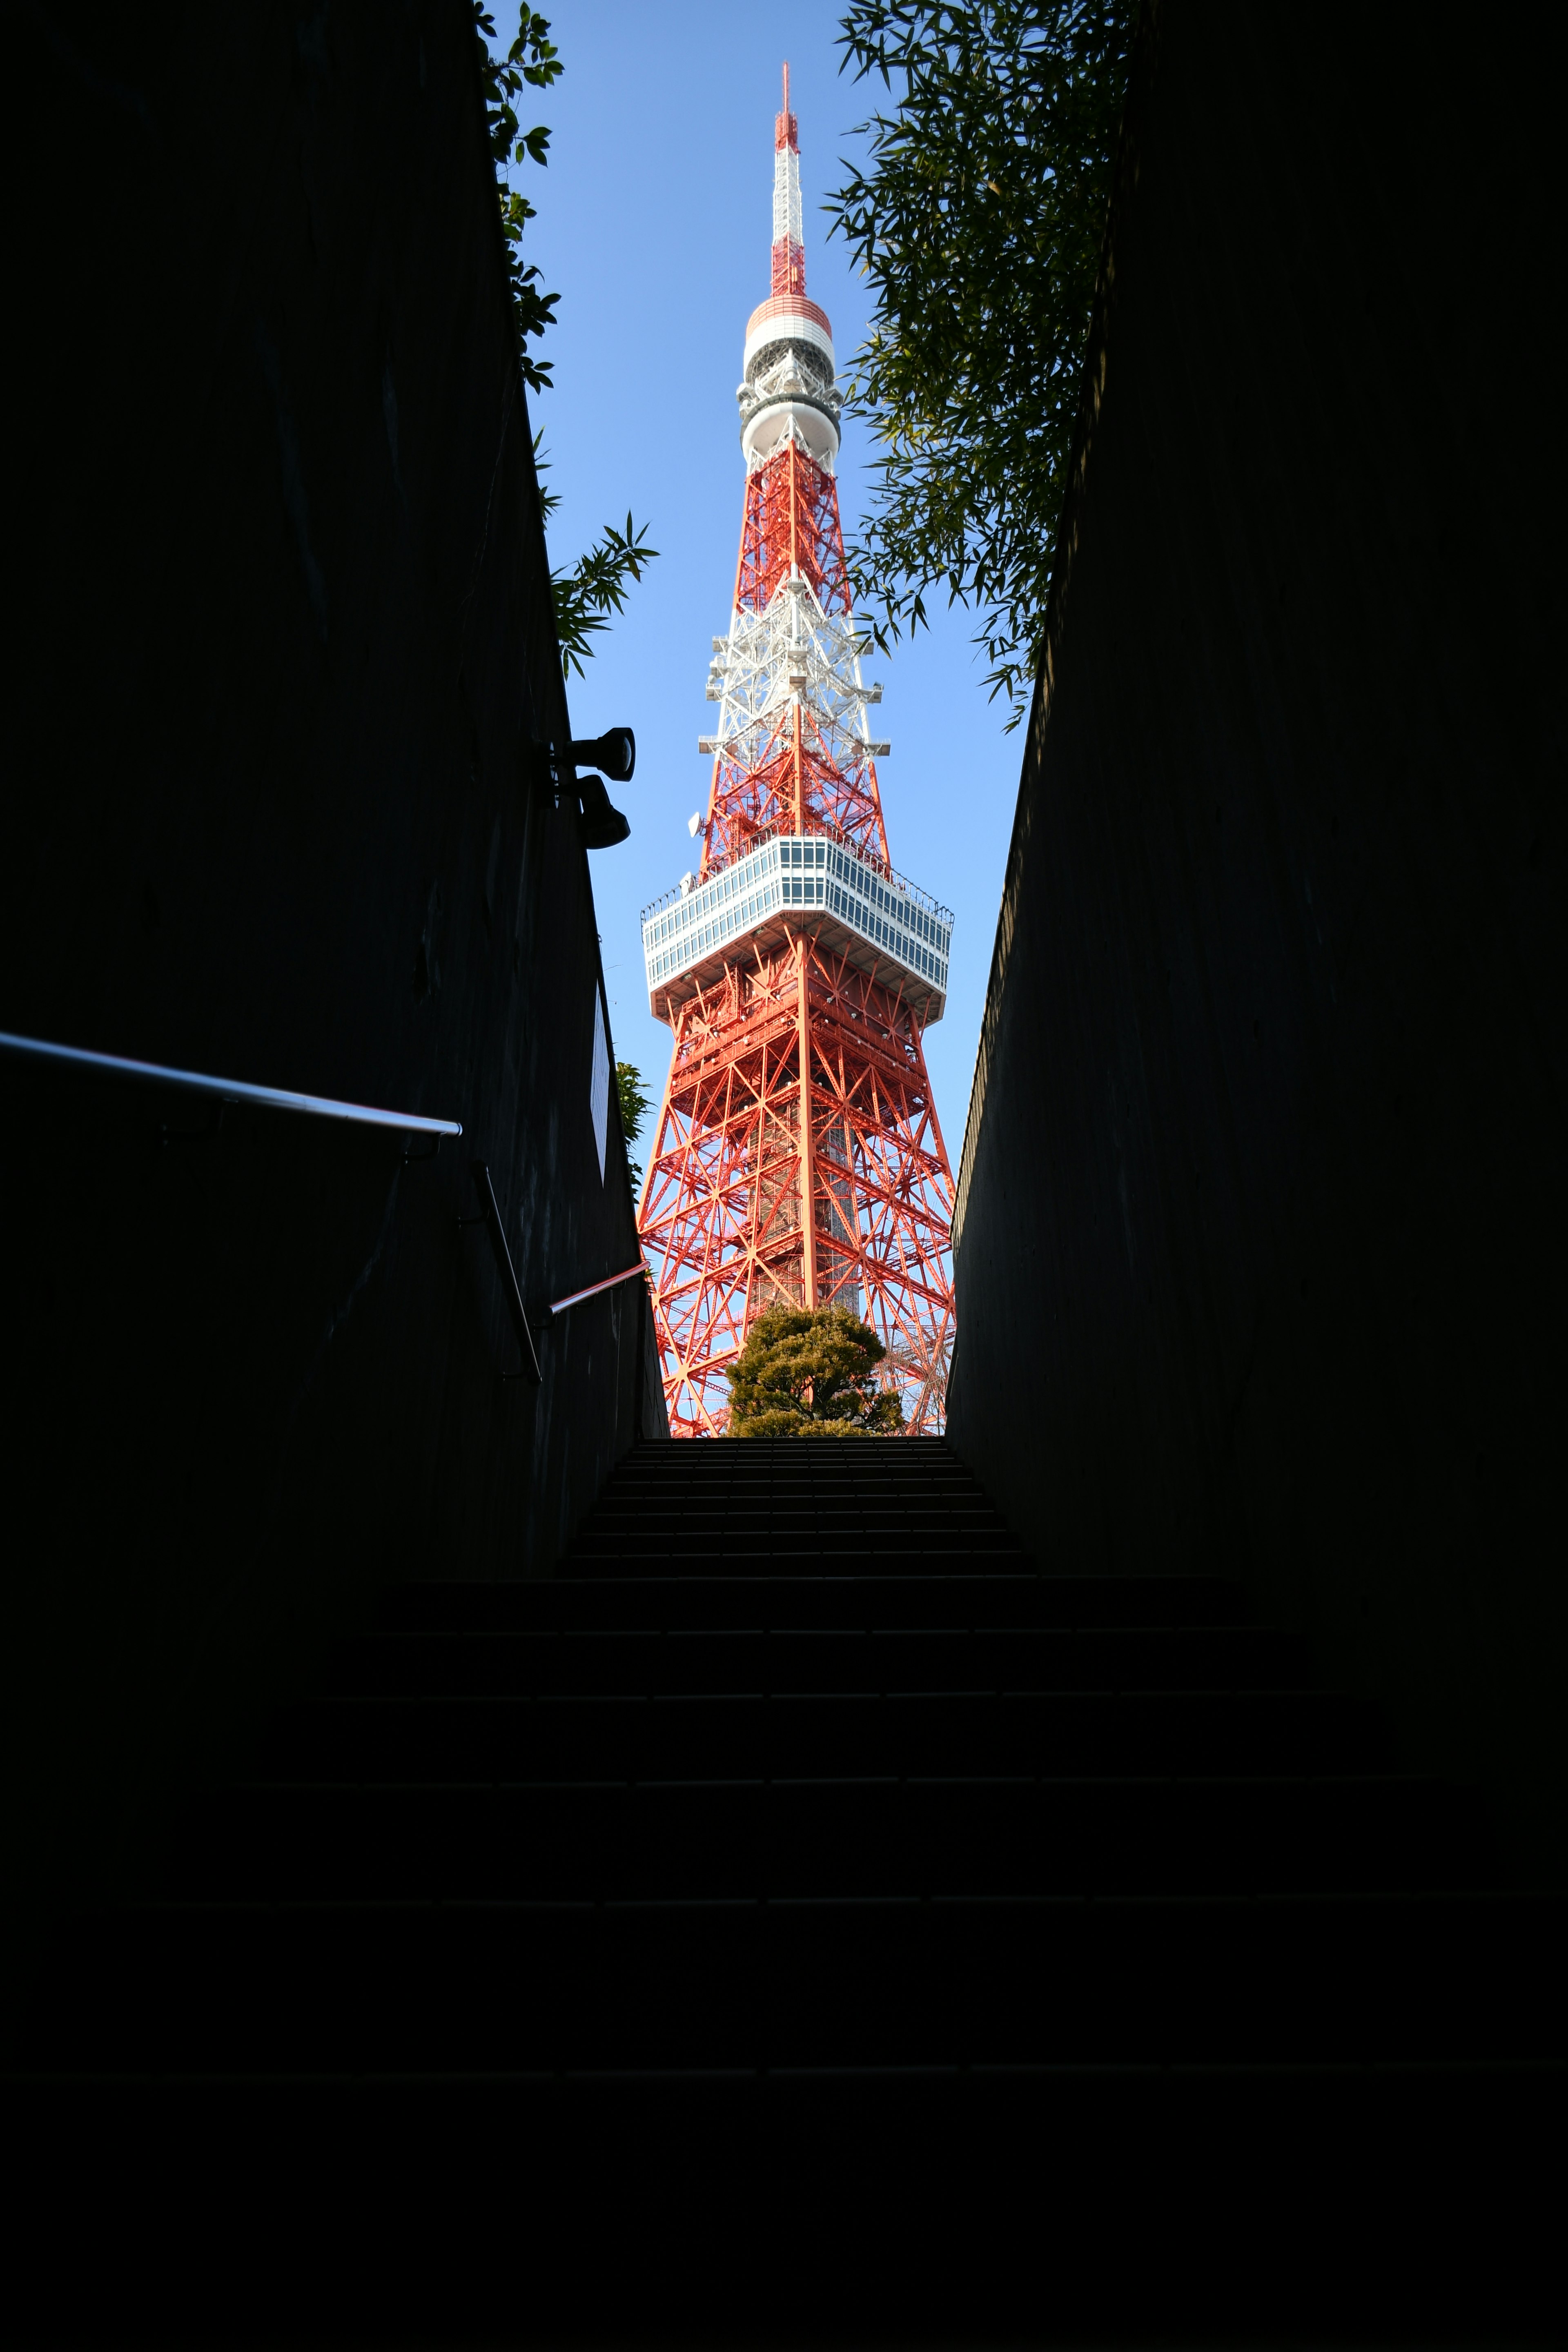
[772,140,802,250]
[704,570,878,781]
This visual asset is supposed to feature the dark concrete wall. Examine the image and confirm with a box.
[1,0,664,2009]
[947,4,1566,1880]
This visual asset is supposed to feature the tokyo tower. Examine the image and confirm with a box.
[637,67,957,1439]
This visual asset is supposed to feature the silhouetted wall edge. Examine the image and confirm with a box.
[2,0,665,2021]
[947,0,1567,1884]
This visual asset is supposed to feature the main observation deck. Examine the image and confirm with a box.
[643,832,953,1028]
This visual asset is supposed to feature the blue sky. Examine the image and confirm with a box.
[519,0,1022,1160]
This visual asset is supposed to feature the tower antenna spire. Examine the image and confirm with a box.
[637,80,957,1437]
[772,61,804,295]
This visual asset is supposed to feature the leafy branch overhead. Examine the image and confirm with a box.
[829,0,1134,727]
[534,439,659,682]
[474,9,659,673]
[474,6,562,393]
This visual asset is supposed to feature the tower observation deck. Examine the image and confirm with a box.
[637,68,957,1437]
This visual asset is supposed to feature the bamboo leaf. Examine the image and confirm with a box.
[827,0,1134,728]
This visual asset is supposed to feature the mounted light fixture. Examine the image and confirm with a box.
[576,770,630,850]
[570,728,636,784]
[556,727,636,849]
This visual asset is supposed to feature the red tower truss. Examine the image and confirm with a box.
[637,68,957,1438]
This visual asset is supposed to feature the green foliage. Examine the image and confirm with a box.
[472,7,661,675]
[473,5,563,393]
[728,1305,905,1438]
[615,1060,653,1185]
[532,437,659,681]
[829,0,1135,727]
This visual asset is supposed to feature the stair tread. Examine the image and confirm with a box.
[16,1435,1545,2337]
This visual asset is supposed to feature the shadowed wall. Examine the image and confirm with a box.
[1,0,664,2011]
[947,2,1565,1880]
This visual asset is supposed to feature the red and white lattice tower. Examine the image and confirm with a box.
[637,67,957,1438]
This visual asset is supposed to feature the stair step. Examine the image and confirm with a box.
[258,1685,1390,1782]
[166,1773,1490,1901]
[8,2062,1560,2334]
[572,1530,1025,1561]
[14,1437,1554,2342]
[385,1571,1247,1633]
[36,1890,1563,2074]
[570,1544,1026,1575]
[328,1623,1307,1697]
[581,1503,1013,1527]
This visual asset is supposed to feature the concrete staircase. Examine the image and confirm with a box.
[13,1439,1561,2339]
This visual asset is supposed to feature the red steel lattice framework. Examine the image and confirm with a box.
[637,69,956,1437]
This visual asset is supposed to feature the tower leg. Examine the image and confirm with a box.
[795,934,818,1309]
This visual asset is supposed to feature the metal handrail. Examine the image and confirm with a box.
[0,1029,463,1138]
[2,1030,644,1387]
[464,1162,541,1383]
[549,1261,648,1317]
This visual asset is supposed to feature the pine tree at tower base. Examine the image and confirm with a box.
[637,68,956,1438]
